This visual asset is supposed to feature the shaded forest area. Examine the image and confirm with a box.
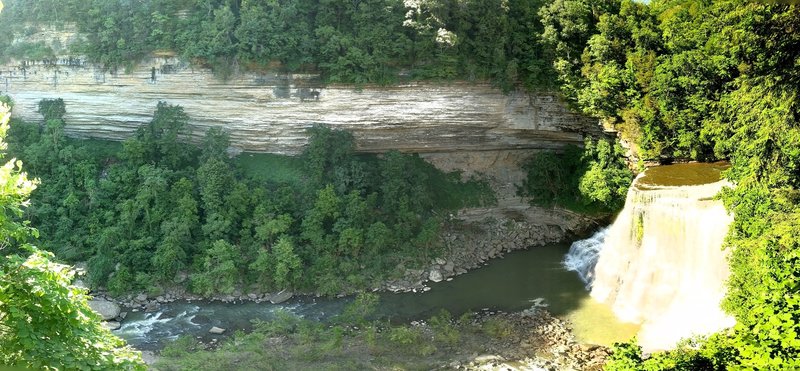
[0,0,556,90]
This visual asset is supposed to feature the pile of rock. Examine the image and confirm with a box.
[433,307,610,371]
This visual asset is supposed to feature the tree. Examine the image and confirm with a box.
[0,101,145,368]
[540,0,620,102]
[271,236,302,288]
[577,138,632,210]
[191,239,239,296]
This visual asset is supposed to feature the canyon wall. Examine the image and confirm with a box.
[0,56,598,154]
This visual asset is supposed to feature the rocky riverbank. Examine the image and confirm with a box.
[448,307,611,371]
[82,204,602,326]
[149,305,611,370]
[379,204,604,293]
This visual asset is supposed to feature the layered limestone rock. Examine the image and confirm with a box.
[1,56,598,154]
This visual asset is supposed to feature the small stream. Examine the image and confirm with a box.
[119,243,637,350]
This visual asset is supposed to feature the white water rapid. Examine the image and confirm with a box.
[566,169,736,351]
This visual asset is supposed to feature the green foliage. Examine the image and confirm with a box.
[546,0,800,369]
[192,239,239,296]
[577,138,632,210]
[6,99,493,296]
[520,146,583,207]
[335,292,379,326]
[429,309,460,347]
[37,98,65,122]
[481,317,515,340]
[520,137,632,212]
[0,249,145,370]
[271,236,302,288]
[0,0,559,89]
[3,40,54,61]
[388,325,421,347]
[0,101,144,369]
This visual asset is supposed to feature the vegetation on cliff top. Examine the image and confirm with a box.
[0,0,556,91]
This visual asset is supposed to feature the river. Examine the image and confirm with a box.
[118,243,638,351]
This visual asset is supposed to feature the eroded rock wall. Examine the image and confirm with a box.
[1,57,598,154]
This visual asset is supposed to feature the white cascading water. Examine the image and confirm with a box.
[563,227,608,287]
[565,174,735,351]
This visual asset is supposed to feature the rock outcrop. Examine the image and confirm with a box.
[1,56,598,154]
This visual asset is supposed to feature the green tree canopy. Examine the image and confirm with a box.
[0,100,145,369]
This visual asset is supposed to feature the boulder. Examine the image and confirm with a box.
[140,351,158,365]
[103,321,121,331]
[87,298,121,320]
[270,290,293,304]
[135,293,148,302]
[443,261,455,272]
[209,326,226,334]
[173,271,188,284]
[73,279,89,290]
[144,302,160,313]
[429,269,443,283]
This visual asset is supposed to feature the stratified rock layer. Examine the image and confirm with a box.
[1,57,597,154]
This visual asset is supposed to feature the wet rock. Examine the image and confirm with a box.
[144,302,159,313]
[580,344,601,352]
[87,298,120,320]
[192,315,210,325]
[429,269,443,283]
[117,311,127,320]
[209,326,226,335]
[103,321,121,331]
[270,290,293,304]
[444,261,455,272]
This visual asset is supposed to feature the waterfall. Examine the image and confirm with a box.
[563,227,607,287]
[565,171,735,351]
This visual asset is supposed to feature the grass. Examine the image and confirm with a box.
[71,138,124,158]
[236,152,306,186]
[408,155,497,210]
[237,151,496,210]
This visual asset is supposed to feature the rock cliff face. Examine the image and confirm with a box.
[1,56,598,154]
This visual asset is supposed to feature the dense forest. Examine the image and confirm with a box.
[0,0,555,90]
[5,98,494,297]
[1,0,799,369]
